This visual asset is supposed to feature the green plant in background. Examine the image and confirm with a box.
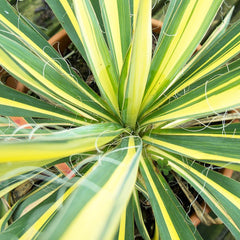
[0,0,240,239]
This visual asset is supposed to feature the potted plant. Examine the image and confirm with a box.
[0,0,239,239]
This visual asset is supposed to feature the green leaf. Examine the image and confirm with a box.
[0,173,62,231]
[0,1,114,121]
[175,58,240,98]
[141,68,240,126]
[118,0,152,128]
[100,0,131,75]
[149,148,240,239]
[0,171,42,198]
[133,189,151,240]
[140,0,223,115]
[115,196,134,240]
[0,123,123,163]
[140,157,202,240]
[150,18,240,112]
[0,84,89,125]
[45,0,88,61]
[0,35,115,122]
[41,136,142,240]
[0,177,74,239]
[144,123,240,171]
[73,0,119,115]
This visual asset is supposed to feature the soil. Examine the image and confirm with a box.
[63,43,100,95]
[34,0,55,29]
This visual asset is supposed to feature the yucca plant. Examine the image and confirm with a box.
[0,0,240,239]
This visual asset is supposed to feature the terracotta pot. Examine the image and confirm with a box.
[1,19,234,226]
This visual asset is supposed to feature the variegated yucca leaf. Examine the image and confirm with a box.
[118,0,152,128]
[139,0,224,115]
[140,68,240,126]
[143,123,240,171]
[143,9,240,115]
[73,0,120,116]
[115,196,134,240]
[0,0,115,122]
[0,0,240,239]
[0,123,123,163]
[40,136,142,240]
[148,147,240,237]
[133,189,151,240]
[140,157,203,240]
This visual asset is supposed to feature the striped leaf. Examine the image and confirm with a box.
[133,189,151,240]
[40,136,142,240]
[140,0,223,115]
[131,0,140,32]
[0,176,77,239]
[73,0,119,115]
[0,2,113,121]
[0,117,72,140]
[0,171,42,199]
[144,124,240,171]
[0,173,63,231]
[46,0,104,63]
[140,68,240,126]
[45,0,87,61]
[148,153,203,238]
[0,156,67,182]
[115,196,134,240]
[0,84,90,126]
[150,17,240,112]
[0,117,33,139]
[173,58,240,99]
[118,0,152,128]
[148,148,240,239]
[140,157,202,240]
[0,35,115,122]
[100,0,131,75]
[0,123,123,163]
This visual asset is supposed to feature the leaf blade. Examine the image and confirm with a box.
[119,0,152,128]
[73,0,119,115]
[141,68,240,126]
[144,124,240,171]
[149,148,240,239]
[140,0,223,115]
[42,136,142,240]
[0,123,123,163]
[140,157,202,240]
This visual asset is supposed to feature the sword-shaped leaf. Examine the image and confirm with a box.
[140,0,223,115]
[0,34,115,122]
[133,189,151,240]
[100,0,131,75]
[140,157,202,240]
[0,177,77,239]
[40,136,142,240]
[0,84,89,126]
[73,0,119,115]
[144,123,240,171]
[0,173,63,231]
[148,148,240,239]
[0,123,123,163]
[115,196,134,240]
[141,68,240,126]
[149,18,240,113]
[118,0,152,128]
[0,1,113,120]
